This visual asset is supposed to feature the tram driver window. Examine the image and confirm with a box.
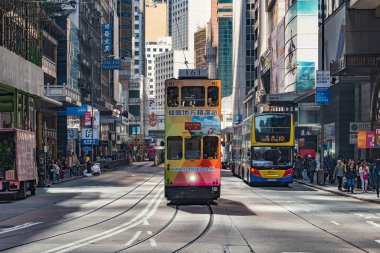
[167,136,182,160]
[181,86,205,107]
[203,136,218,159]
[207,86,219,106]
[167,87,179,107]
[185,137,201,159]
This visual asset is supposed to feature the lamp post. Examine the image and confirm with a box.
[320,0,326,175]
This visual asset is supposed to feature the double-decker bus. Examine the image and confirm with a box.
[164,70,221,201]
[248,113,295,186]
[232,115,252,180]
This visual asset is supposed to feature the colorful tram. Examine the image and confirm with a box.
[164,70,222,201]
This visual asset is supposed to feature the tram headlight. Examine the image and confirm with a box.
[188,174,197,183]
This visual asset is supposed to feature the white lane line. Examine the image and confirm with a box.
[375,240,380,244]
[125,231,142,246]
[330,221,340,226]
[366,221,380,228]
[147,231,157,247]
[42,189,164,253]
[0,222,42,234]
[143,220,149,225]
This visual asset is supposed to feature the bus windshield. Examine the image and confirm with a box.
[251,147,292,167]
[254,114,291,143]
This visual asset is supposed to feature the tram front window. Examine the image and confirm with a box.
[167,136,182,160]
[185,137,201,159]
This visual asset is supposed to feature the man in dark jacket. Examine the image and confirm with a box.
[346,162,357,193]
[373,159,380,197]
[308,156,317,183]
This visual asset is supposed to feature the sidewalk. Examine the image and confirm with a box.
[295,176,380,204]
[38,159,132,187]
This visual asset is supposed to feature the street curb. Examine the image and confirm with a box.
[296,181,380,205]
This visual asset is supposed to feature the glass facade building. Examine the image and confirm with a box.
[218,17,233,98]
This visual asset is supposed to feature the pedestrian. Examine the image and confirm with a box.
[308,156,317,184]
[356,160,363,190]
[372,159,380,197]
[53,162,60,181]
[359,162,369,193]
[327,155,336,184]
[302,156,309,180]
[323,159,329,184]
[73,159,81,176]
[295,156,303,179]
[334,160,345,191]
[86,159,92,174]
[346,161,357,193]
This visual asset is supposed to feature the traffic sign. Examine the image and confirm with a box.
[315,70,330,105]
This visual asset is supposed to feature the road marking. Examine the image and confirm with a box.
[0,222,42,234]
[42,189,164,253]
[125,231,142,246]
[147,231,157,247]
[366,221,380,228]
[375,240,380,244]
[330,221,340,226]
[143,220,149,225]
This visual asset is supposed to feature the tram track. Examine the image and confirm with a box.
[0,171,164,251]
[240,182,370,253]
[113,204,214,253]
[0,162,149,225]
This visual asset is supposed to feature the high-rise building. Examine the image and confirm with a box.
[145,0,168,42]
[170,0,211,52]
[194,27,207,69]
[133,0,145,76]
[145,37,172,100]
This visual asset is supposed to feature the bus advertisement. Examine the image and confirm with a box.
[164,76,221,201]
[248,113,295,186]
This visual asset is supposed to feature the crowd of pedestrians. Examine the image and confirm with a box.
[294,155,380,198]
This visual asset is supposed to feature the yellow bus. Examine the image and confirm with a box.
[248,113,295,186]
[164,72,222,201]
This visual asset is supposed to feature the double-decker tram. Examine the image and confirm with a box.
[164,69,221,201]
[248,113,295,186]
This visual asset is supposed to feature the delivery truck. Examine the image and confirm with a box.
[0,129,37,199]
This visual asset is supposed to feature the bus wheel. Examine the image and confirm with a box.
[16,182,27,199]
[283,183,289,187]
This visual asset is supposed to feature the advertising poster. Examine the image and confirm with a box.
[270,18,285,94]
[85,111,91,126]
[296,61,315,91]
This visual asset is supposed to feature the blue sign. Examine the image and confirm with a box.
[82,147,92,152]
[101,59,122,70]
[235,114,242,124]
[81,139,99,145]
[102,23,113,53]
[316,87,330,105]
[58,105,88,116]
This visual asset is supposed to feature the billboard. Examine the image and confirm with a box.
[284,0,318,92]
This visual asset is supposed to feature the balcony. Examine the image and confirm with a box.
[45,84,81,106]
[349,0,380,9]
[42,56,57,78]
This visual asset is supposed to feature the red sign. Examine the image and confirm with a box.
[357,131,376,149]
[185,122,201,131]
[85,111,91,126]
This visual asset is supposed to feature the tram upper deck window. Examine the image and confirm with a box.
[167,87,179,107]
[181,86,205,107]
[203,136,218,159]
[207,86,219,106]
[167,136,182,160]
[185,137,201,159]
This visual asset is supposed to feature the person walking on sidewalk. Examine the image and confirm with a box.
[346,161,357,193]
[302,156,309,180]
[373,159,380,197]
[308,156,317,184]
[359,162,370,193]
[334,160,345,191]
[295,156,303,179]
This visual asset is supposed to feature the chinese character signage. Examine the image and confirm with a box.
[101,58,122,70]
[102,23,113,53]
[315,70,330,105]
[81,128,99,146]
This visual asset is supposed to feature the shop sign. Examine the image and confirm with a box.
[357,131,376,149]
[81,128,99,146]
[349,122,371,133]
[67,128,78,140]
[315,70,330,105]
[349,133,357,144]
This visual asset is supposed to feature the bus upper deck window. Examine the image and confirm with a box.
[207,86,219,106]
[181,87,205,107]
[167,136,182,160]
[167,87,179,107]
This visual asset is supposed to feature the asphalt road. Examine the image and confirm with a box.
[0,162,379,253]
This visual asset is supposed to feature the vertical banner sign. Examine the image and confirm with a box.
[85,111,92,126]
[102,24,113,53]
[315,70,330,105]
[93,111,100,126]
